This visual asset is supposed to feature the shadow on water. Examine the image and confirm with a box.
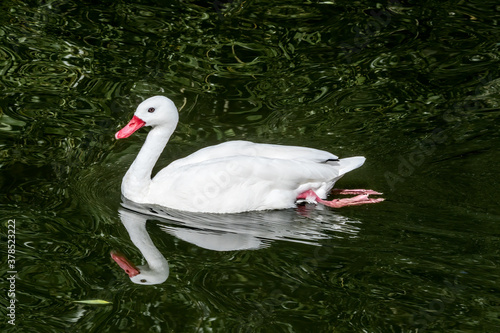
[111,199,364,285]
[121,198,363,248]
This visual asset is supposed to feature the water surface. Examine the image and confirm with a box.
[1,0,500,332]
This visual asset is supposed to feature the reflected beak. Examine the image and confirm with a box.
[115,115,146,139]
[111,251,140,277]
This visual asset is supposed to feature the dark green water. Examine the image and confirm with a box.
[1,0,500,331]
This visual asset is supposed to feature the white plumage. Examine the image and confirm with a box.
[116,96,374,214]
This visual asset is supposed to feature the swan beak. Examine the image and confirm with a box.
[111,251,140,277]
[115,115,146,139]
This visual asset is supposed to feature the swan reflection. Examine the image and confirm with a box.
[111,208,169,285]
[112,200,362,285]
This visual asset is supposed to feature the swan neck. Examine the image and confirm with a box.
[122,125,174,200]
[130,225,168,270]
[123,217,169,270]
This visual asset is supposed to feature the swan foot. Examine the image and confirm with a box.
[330,189,383,196]
[296,189,384,208]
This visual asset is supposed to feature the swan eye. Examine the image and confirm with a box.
[140,279,147,283]
[148,107,155,113]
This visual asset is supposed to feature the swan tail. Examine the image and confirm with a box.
[331,156,366,176]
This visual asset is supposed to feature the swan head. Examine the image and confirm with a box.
[116,96,179,139]
[129,265,169,285]
[111,250,169,285]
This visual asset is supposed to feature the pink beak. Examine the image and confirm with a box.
[111,251,140,278]
[115,115,146,139]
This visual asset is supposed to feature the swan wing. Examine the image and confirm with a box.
[166,141,339,169]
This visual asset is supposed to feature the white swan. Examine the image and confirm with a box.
[115,96,383,213]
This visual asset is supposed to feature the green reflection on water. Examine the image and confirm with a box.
[1,0,500,332]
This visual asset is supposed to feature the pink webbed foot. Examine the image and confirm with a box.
[318,194,385,208]
[296,189,384,208]
[331,189,383,196]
